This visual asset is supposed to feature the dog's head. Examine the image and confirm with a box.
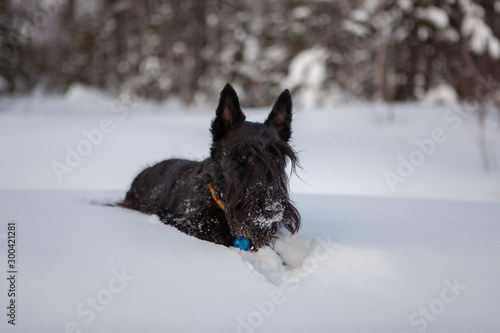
[210,83,300,249]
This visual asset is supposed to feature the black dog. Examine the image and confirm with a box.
[120,83,300,249]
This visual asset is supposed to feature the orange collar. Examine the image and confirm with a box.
[208,184,225,211]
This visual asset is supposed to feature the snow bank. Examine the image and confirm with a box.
[0,191,499,332]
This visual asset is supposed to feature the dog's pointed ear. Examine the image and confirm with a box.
[265,89,293,142]
[211,83,246,141]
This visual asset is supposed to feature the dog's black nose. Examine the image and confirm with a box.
[262,201,284,218]
[263,207,276,218]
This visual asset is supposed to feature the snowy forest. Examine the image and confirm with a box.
[1,0,500,107]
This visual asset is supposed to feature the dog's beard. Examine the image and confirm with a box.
[224,187,300,248]
[214,138,301,248]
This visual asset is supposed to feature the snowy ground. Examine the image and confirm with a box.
[1,86,500,201]
[1,87,500,332]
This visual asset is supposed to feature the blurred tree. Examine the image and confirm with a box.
[0,0,17,93]
[2,0,500,107]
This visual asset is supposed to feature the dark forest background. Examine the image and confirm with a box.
[1,0,500,107]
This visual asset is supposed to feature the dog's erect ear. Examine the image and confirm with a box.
[211,83,246,141]
[265,89,293,142]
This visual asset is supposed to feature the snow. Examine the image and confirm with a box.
[244,35,260,64]
[342,19,369,37]
[1,191,499,332]
[420,84,459,105]
[438,27,460,43]
[417,26,431,41]
[140,56,161,73]
[283,48,329,110]
[415,6,449,29]
[291,6,312,20]
[398,0,413,12]
[488,38,500,60]
[460,0,500,59]
[1,89,500,332]
[463,16,499,58]
[350,9,370,22]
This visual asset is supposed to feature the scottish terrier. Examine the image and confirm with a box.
[120,83,300,249]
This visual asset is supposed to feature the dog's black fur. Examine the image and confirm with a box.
[119,83,300,249]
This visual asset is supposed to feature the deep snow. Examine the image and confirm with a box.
[0,191,499,333]
[0,88,500,332]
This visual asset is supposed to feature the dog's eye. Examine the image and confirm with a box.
[239,154,249,162]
